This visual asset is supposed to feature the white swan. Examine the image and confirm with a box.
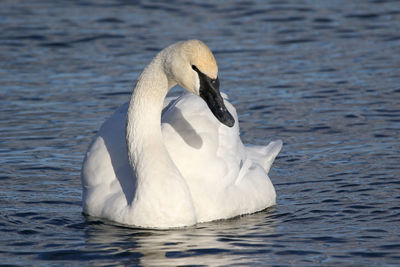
[81,40,282,228]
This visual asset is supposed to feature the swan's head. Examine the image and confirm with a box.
[166,40,234,127]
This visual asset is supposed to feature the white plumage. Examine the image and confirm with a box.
[81,40,282,228]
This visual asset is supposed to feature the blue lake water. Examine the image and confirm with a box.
[1,0,400,265]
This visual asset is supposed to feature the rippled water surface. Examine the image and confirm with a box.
[1,0,400,265]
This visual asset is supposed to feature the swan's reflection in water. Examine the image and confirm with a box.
[84,208,277,265]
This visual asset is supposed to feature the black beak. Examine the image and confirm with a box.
[192,65,235,127]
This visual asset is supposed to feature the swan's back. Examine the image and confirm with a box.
[161,94,279,222]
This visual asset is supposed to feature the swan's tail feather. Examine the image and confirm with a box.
[262,140,283,173]
[246,140,282,173]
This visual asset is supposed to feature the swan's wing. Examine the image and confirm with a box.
[245,140,283,173]
[161,93,279,221]
[81,102,134,219]
[161,92,283,184]
[161,93,244,185]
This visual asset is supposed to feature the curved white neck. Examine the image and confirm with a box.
[126,54,176,181]
[125,52,196,227]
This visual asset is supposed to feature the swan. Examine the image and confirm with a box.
[81,40,282,228]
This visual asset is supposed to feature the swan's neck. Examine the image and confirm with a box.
[125,53,195,227]
[126,55,175,180]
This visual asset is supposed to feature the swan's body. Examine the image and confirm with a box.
[81,40,282,228]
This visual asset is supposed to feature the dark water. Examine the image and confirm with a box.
[1,0,400,265]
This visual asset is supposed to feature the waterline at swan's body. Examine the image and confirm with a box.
[81,40,282,228]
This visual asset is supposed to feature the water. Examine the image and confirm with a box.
[1,0,400,265]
